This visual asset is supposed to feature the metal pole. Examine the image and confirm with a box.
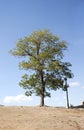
[64,78,69,109]
[66,88,69,108]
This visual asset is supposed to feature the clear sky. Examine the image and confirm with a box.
[0,0,84,107]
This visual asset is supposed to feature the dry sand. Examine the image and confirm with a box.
[0,106,84,130]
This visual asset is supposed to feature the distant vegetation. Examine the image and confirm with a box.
[10,29,73,107]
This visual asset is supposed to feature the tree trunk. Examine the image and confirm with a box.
[39,70,45,107]
[40,80,45,106]
[40,93,45,106]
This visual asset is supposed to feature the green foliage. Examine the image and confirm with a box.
[10,29,73,106]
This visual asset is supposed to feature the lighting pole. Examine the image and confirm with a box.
[64,78,69,109]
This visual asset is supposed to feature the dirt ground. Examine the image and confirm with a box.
[0,106,84,130]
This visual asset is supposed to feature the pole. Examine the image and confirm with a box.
[64,78,69,109]
[66,88,69,108]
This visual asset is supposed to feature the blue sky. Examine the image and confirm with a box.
[0,0,84,107]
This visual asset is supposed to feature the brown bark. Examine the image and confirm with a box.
[40,93,45,107]
[39,70,45,107]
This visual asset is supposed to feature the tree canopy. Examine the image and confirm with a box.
[10,29,73,106]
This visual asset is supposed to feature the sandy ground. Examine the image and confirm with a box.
[0,106,84,130]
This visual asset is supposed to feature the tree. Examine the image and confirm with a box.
[10,29,73,106]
